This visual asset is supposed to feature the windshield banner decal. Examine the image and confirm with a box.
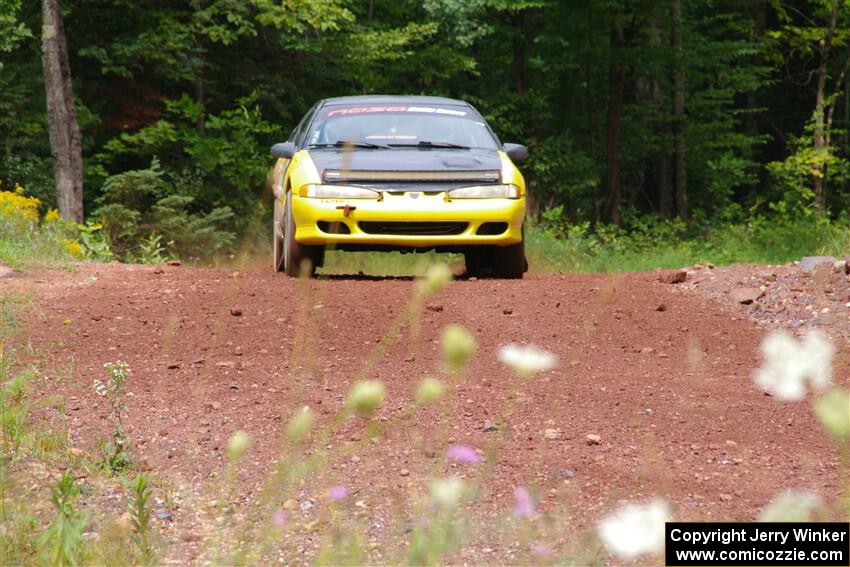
[326,106,467,117]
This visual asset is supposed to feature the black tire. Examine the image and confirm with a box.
[463,248,483,278]
[280,192,318,277]
[273,198,285,272]
[464,240,526,279]
[492,239,526,279]
[463,247,494,278]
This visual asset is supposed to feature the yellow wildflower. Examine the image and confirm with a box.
[0,188,40,231]
[63,239,84,258]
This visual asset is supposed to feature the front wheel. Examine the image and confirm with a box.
[275,192,319,277]
[464,241,527,279]
[273,198,285,272]
[492,239,526,279]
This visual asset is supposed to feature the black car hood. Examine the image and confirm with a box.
[308,147,501,174]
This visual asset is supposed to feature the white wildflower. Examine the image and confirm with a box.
[753,330,833,400]
[287,405,315,442]
[497,344,558,378]
[345,380,386,417]
[441,325,476,371]
[227,430,250,462]
[429,476,465,509]
[93,379,108,397]
[415,377,445,405]
[597,498,671,560]
[759,490,823,522]
[417,263,452,297]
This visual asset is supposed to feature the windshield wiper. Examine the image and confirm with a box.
[308,140,390,149]
[388,141,471,150]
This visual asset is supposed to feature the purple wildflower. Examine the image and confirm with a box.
[272,510,287,528]
[328,485,349,501]
[447,444,482,464]
[531,542,553,557]
[513,486,535,518]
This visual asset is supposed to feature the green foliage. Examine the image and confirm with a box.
[92,94,274,239]
[527,214,850,274]
[92,203,141,255]
[0,155,56,211]
[0,368,34,455]
[39,474,87,567]
[406,499,468,566]
[526,135,598,219]
[151,195,234,259]
[91,159,234,261]
[134,233,170,264]
[767,115,850,217]
[76,222,115,262]
[128,474,155,564]
[705,152,753,218]
[0,0,30,58]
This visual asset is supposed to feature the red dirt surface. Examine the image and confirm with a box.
[4,263,848,563]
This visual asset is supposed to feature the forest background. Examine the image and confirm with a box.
[1,0,849,272]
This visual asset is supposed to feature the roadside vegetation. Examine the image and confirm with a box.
[5,180,848,276]
[1,291,162,565]
[527,215,850,274]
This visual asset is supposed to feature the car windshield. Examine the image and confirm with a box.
[304,104,499,150]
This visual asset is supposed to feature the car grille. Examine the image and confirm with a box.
[358,221,468,236]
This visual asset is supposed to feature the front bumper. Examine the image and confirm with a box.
[291,192,525,248]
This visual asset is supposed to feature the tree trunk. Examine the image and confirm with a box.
[42,0,83,222]
[672,0,687,221]
[844,64,850,160]
[745,0,766,139]
[825,55,850,142]
[845,60,849,150]
[649,17,671,218]
[843,67,850,193]
[603,23,625,226]
[196,57,206,134]
[812,3,839,216]
[657,141,671,218]
[513,11,527,95]
[585,8,599,222]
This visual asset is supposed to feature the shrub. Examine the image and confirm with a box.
[92,160,235,261]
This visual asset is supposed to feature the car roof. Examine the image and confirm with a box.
[320,95,470,107]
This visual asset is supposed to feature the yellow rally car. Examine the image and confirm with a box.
[270,95,529,278]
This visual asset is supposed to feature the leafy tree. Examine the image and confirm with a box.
[767,0,850,215]
[0,0,30,58]
[1,0,848,261]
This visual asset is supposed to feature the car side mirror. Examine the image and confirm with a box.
[503,143,528,161]
[271,142,297,159]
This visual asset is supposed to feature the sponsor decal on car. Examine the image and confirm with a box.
[326,106,467,117]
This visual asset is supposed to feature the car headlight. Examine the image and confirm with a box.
[299,184,380,199]
[448,184,521,199]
